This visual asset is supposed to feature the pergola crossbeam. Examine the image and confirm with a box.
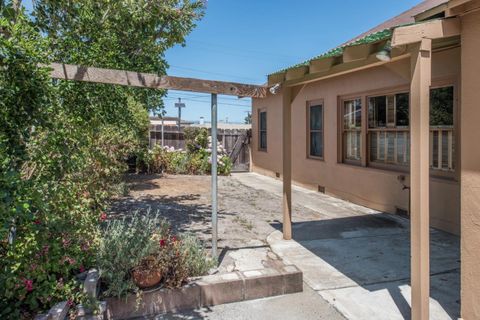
[391,17,461,47]
[48,63,267,98]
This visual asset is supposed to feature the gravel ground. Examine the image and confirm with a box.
[109,173,323,251]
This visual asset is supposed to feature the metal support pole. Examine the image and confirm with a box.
[161,118,164,147]
[211,93,218,257]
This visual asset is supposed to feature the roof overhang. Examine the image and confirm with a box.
[267,17,461,90]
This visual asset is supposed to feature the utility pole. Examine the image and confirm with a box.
[175,98,186,139]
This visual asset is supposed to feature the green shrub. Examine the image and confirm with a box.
[97,214,214,296]
[96,214,167,298]
[137,128,233,176]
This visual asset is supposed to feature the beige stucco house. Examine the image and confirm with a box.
[251,0,480,319]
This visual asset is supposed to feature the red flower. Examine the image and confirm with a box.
[159,239,166,247]
[79,265,85,273]
[99,212,107,221]
[23,279,33,292]
[34,219,41,225]
[171,236,178,243]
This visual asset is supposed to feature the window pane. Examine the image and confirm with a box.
[396,131,408,165]
[310,132,323,157]
[396,93,409,127]
[344,131,361,161]
[260,131,267,150]
[355,99,362,128]
[368,96,386,128]
[259,112,267,131]
[310,105,323,130]
[432,130,439,168]
[430,87,453,126]
[442,131,449,169]
[387,95,395,127]
[370,132,378,162]
[344,99,361,129]
[386,131,395,162]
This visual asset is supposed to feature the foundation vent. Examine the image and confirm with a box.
[318,185,325,193]
[395,207,409,218]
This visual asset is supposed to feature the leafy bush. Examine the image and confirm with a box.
[96,214,167,297]
[97,214,214,296]
[0,0,205,317]
[137,128,233,176]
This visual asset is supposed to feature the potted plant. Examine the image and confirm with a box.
[131,256,162,289]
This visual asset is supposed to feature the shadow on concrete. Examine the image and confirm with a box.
[271,213,460,319]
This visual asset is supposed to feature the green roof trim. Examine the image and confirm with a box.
[269,28,393,75]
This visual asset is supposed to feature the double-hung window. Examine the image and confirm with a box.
[430,86,454,171]
[342,98,362,162]
[259,110,267,151]
[308,102,324,159]
[368,92,410,167]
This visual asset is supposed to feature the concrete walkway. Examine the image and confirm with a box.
[233,173,460,320]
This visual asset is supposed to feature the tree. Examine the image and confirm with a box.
[244,112,252,124]
[0,1,206,317]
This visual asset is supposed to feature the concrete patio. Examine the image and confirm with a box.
[233,173,460,320]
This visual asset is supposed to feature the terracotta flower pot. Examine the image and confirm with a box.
[131,264,162,289]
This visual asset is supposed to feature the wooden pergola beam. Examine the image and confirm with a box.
[391,17,461,47]
[48,63,267,98]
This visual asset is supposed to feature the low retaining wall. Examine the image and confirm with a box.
[106,265,302,319]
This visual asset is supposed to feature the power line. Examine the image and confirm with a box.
[168,65,261,82]
[166,91,252,101]
[162,97,251,108]
[186,39,298,60]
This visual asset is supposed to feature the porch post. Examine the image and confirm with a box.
[409,38,432,320]
[282,87,292,240]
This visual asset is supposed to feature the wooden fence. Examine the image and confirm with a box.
[149,125,251,172]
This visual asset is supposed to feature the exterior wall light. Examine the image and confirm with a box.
[376,40,392,62]
[269,83,281,95]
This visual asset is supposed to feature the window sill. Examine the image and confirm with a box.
[307,155,324,161]
[334,162,458,183]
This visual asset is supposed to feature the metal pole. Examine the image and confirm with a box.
[161,118,164,147]
[175,98,186,144]
[211,93,218,258]
[177,98,182,134]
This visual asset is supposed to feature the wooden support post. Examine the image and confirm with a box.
[409,38,432,320]
[282,87,292,240]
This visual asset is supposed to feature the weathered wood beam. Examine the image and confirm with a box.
[448,0,473,9]
[391,18,461,47]
[410,38,432,320]
[48,63,267,98]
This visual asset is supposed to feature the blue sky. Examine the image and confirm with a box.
[24,0,423,123]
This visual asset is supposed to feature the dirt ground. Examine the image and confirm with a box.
[109,173,321,251]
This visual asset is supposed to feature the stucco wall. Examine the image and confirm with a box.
[460,8,480,320]
[252,47,461,235]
